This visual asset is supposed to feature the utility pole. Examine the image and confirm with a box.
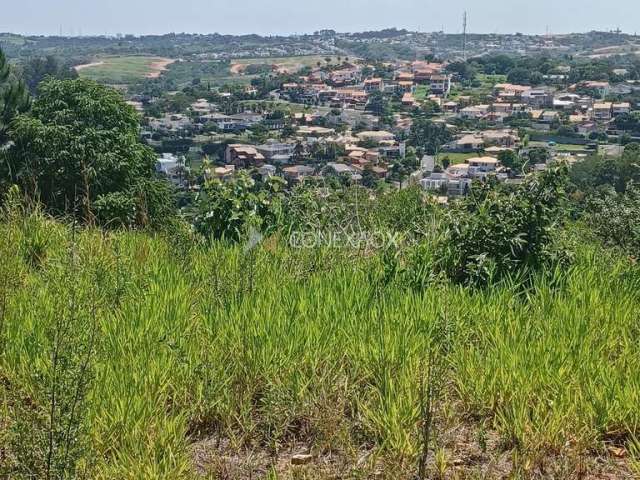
[462,11,468,61]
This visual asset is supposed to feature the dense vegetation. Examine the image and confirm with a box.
[1,187,640,478]
[1,42,640,479]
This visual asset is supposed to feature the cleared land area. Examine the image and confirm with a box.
[230,55,346,75]
[75,56,175,84]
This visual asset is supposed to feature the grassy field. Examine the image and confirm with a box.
[414,85,429,101]
[450,74,508,101]
[76,56,174,84]
[1,209,640,479]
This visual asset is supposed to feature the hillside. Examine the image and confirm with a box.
[1,207,639,479]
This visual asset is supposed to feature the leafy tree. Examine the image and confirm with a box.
[192,172,285,241]
[365,90,390,117]
[527,147,550,165]
[248,123,269,144]
[0,48,30,145]
[586,185,640,255]
[498,149,526,173]
[2,78,165,224]
[408,119,452,155]
[507,67,533,85]
[570,143,640,194]
[21,55,78,93]
[438,164,570,286]
[361,166,378,188]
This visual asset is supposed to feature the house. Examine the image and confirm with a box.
[429,75,452,96]
[211,165,236,181]
[326,162,362,181]
[411,61,443,74]
[577,122,599,136]
[333,88,368,106]
[191,99,215,113]
[446,177,473,196]
[420,172,449,192]
[451,134,484,152]
[156,153,184,184]
[283,165,315,181]
[224,144,266,167]
[148,114,193,133]
[364,78,384,92]
[481,130,519,148]
[443,101,459,113]
[569,114,589,124]
[357,131,395,144]
[397,81,415,93]
[493,103,513,114]
[539,111,560,124]
[282,83,300,92]
[395,72,415,83]
[258,164,277,180]
[256,142,296,163]
[402,92,416,106]
[468,157,500,176]
[329,67,362,86]
[612,102,631,116]
[447,163,471,177]
[459,105,490,119]
[420,171,472,196]
[521,88,554,108]
[494,84,531,101]
[580,81,610,98]
[593,103,613,122]
[297,126,335,137]
[421,155,435,172]
[412,62,444,82]
[370,166,389,178]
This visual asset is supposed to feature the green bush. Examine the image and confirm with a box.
[437,165,570,286]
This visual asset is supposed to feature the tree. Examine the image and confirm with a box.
[21,55,78,93]
[361,166,378,188]
[408,119,452,155]
[506,67,533,85]
[3,78,166,225]
[527,147,550,165]
[365,90,389,117]
[0,48,30,145]
[192,172,285,242]
[439,165,570,286]
[498,149,525,173]
[292,141,305,162]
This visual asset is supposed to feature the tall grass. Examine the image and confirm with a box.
[1,212,639,478]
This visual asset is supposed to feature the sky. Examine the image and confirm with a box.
[2,0,639,37]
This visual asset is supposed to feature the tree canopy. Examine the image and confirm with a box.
[2,78,168,225]
[0,48,30,145]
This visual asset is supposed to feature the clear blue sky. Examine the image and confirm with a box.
[3,0,639,37]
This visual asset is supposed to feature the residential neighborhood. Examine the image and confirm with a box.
[134,49,640,202]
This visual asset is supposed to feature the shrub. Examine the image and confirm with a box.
[586,184,640,256]
[437,165,570,286]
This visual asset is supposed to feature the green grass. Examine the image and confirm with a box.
[76,56,173,84]
[456,73,508,100]
[530,141,589,153]
[1,211,640,478]
[414,85,429,101]
[440,152,478,164]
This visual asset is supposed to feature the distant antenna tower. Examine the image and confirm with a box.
[462,11,468,60]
